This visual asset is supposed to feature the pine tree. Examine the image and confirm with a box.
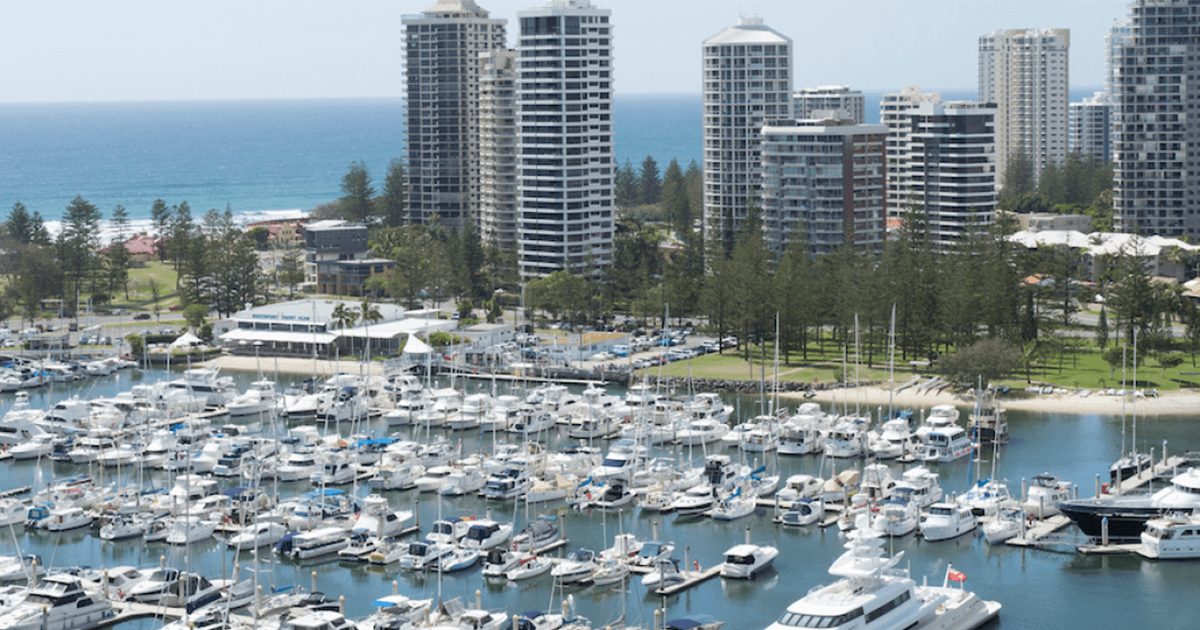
[379,159,408,227]
[660,159,690,234]
[340,161,375,224]
[106,205,132,299]
[170,202,194,273]
[639,156,661,205]
[1097,305,1109,350]
[57,196,103,318]
[150,199,171,260]
[615,160,638,208]
[5,202,32,244]
[28,212,50,246]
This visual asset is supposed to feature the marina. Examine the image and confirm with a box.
[0,365,1197,628]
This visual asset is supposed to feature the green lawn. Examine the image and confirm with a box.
[637,342,1200,392]
[110,262,182,312]
[1000,348,1200,392]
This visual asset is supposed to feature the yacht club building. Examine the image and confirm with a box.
[216,299,456,358]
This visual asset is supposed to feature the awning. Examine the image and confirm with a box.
[170,331,203,348]
[220,328,337,345]
[402,333,433,355]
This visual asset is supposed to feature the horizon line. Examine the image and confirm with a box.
[0,86,1107,107]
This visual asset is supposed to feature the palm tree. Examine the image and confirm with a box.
[331,303,355,330]
[358,299,383,326]
[358,299,383,361]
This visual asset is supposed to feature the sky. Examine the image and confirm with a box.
[0,0,1129,103]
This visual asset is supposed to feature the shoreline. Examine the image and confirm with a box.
[204,354,1200,418]
[781,384,1200,418]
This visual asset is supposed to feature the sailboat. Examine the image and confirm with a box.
[1110,331,1151,484]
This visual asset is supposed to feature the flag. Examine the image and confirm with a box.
[948,569,967,583]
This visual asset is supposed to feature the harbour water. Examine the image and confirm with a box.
[2,368,1198,628]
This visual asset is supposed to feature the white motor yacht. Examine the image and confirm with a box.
[226,521,287,550]
[892,467,944,509]
[721,541,779,579]
[287,527,350,560]
[868,417,919,460]
[447,393,491,431]
[352,495,414,537]
[8,434,55,460]
[676,418,729,446]
[440,465,487,496]
[824,419,868,459]
[358,593,433,630]
[384,393,431,426]
[776,498,825,527]
[512,516,560,552]
[506,556,554,581]
[276,451,323,482]
[1022,473,1072,518]
[164,515,217,545]
[767,517,1000,630]
[920,503,977,542]
[777,475,824,505]
[461,519,514,550]
[36,507,92,532]
[398,540,453,571]
[426,518,472,545]
[872,498,920,537]
[481,548,526,578]
[1140,513,1200,559]
[0,500,28,528]
[956,478,1012,517]
[551,548,597,584]
[226,380,279,417]
[415,465,455,493]
[0,575,112,630]
[369,461,424,491]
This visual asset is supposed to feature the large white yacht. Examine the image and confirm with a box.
[1139,513,1200,560]
[0,575,113,630]
[767,517,1000,630]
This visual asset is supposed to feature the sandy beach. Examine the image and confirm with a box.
[781,384,1200,418]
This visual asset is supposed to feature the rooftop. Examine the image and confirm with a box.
[230,299,412,324]
[705,16,791,46]
[1009,230,1200,257]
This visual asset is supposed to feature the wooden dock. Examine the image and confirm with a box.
[1105,455,1188,496]
[1004,515,1072,548]
[1077,542,1141,556]
[655,565,723,596]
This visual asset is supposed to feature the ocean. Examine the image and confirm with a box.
[0,89,1100,225]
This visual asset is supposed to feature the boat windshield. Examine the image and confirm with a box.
[776,607,864,628]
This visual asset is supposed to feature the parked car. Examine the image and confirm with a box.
[611,345,629,358]
[134,313,151,320]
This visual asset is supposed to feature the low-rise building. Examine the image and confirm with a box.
[302,220,393,296]
[216,298,455,357]
[1009,230,1200,282]
[1013,212,1093,233]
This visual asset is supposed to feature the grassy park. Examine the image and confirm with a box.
[636,341,1200,392]
[108,261,182,312]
